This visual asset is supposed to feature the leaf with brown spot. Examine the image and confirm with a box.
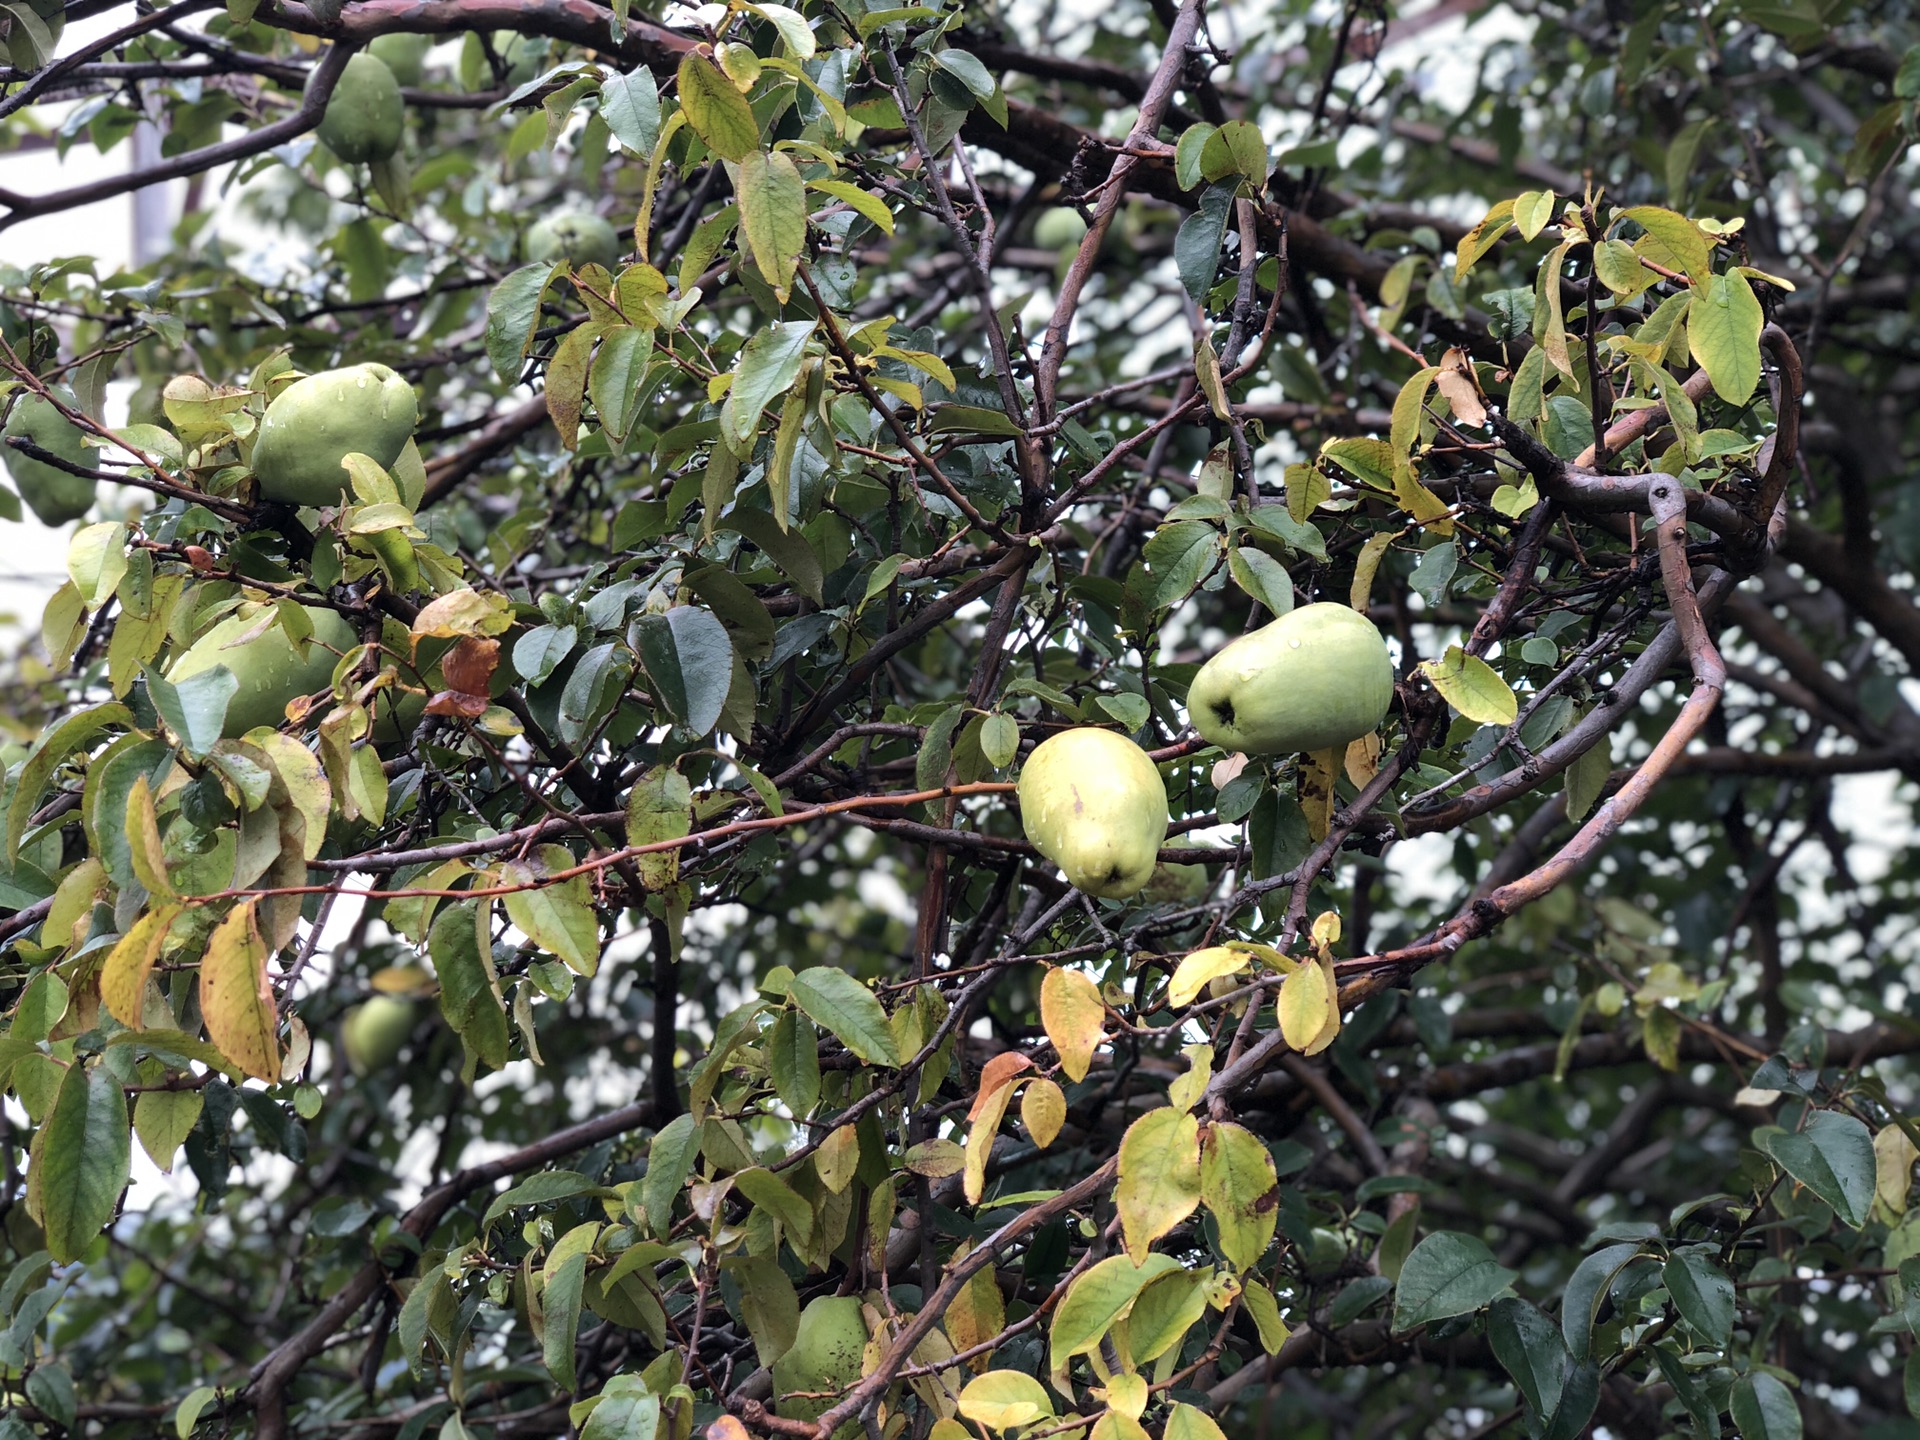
[199,900,281,1082]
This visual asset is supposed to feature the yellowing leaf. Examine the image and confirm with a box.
[100,903,181,1030]
[1687,268,1764,405]
[1090,1411,1151,1440]
[1876,1124,1918,1215]
[1201,1120,1280,1270]
[964,1071,1017,1206]
[244,730,331,860]
[945,1243,1007,1367]
[677,53,759,162]
[737,150,808,302]
[1278,960,1330,1051]
[1168,946,1250,1008]
[1116,1106,1202,1264]
[1453,198,1515,282]
[970,1050,1033,1121]
[1021,1078,1066,1149]
[1298,745,1339,841]
[199,900,281,1082]
[1621,204,1712,282]
[1350,533,1393,613]
[815,1124,860,1195]
[1040,967,1104,1083]
[1105,1371,1148,1420]
[1512,189,1556,241]
[501,844,601,975]
[125,774,177,900]
[1166,1403,1231,1440]
[956,1369,1053,1431]
[1240,1279,1290,1353]
[1419,644,1519,726]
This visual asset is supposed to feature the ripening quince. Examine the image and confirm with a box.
[1187,602,1393,755]
[251,363,417,507]
[527,212,622,269]
[312,51,404,164]
[1034,205,1089,250]
[1017,727,1169,899]
[2,392,93,525]
[167,604,357,737]
[772,1295,867,1430]
[342,995,416,1076]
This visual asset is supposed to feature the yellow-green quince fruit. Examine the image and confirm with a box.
[167,604,357,737]
[368,32,432,87]
[771,1295,867,1431]
[251,363,417,507]
[1187,602,1393,755]
[342,995,416,1075]
[1017,727,1169,899]
[1034,205,1088,249]
[527,211,622,269]
[2,392,93,525]
[312,51,404,164]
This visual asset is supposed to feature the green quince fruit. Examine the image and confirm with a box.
[342,995,417,1075]
[312,51,404,164]
[251,363,417,507]
[3,392,93,525]
[1034,205,1088,249]
[527,211,622,269]
[1017,727,1169,899]
[167,604,358,737]
[771,1295,867,1431]
[1188,602,1393,755]
[368,32,432,88]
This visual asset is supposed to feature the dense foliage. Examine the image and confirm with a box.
[2,0,1919,1437]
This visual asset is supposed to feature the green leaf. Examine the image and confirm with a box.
[1175,185,1234,302]
[600,68,661,156]
[1664,1247,1734,1346]
[1116,1106,1202,1264]
[1561,1242,1643,1358]
[428,901,511,1071]
[31,1062,130,1263]
[720,320,815,449]
[542,1249,587,1390]
[1687,268,1764,405]
[980,712,1020,769]
[788,967,900,1066]
[676,52,758,162]
[633,606,734,736]
[641,1114,698,1236]
[486,262,562,383]
[580,1374,663,1440]
[1049,1252,1181,1369]
[731,1166,813,1246]
[1227,545,1293,616]
[174,1384,217,1439]
[502,845,600,976]
[1488,1297,1568,1420]
[808,179,894,235]
[1419,645,1518,726]
[1758,1110,1878,1228]
[1730,1372,1803,1440]
[7,702,130,866]
[482,1170,595,1230]
[736,150,807,301]
[145,665,235,760]
[1391,1232,1516,1332]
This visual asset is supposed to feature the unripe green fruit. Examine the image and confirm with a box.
[168,605,357,737]
[772,1296,867,1428]
[1034,205,1088,249]
[1188,603,1394,756]
[251,364,417,508]
[1017,728,1169,899]
[312,52,404,164]
[527,212,622,269]
[161,374,248,448]
[368,32,432,88]
[342,995,416,1075]
[3,393,93,525]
